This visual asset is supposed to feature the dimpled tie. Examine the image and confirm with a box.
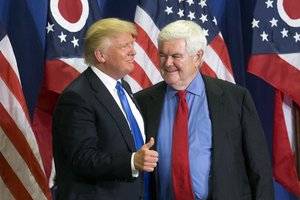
[115,81,149,200]
[172,91,194,200]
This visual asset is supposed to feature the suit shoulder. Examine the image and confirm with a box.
[134,81,166,98]
[203,75,247,94]
[61,69,90,95]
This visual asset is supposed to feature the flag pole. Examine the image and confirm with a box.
[294,102,300,182]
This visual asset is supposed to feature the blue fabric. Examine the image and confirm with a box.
[115,81,149,200]
[116,81,144,149]
[157,72,212,199]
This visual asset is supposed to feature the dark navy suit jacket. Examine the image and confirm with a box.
[53,67,144,200]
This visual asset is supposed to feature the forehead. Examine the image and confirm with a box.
[159,38,186,52]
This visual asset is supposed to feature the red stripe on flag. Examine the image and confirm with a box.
[135,23,159,70]
[44,60,80,93]
[0,52,31,123]
[0,152,32,200]
[200,62,218,78]
[248,54,300,105]
[0,103,52,199]
[33,104,55,181]
[131,61,153,88]
[33,60,80,181]
[273,90,300,196]
[209,34,234,76]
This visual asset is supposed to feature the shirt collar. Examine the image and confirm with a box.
[91,66,120,93]
[166,72,205,98]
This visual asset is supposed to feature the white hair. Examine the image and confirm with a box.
[158,20,207,57]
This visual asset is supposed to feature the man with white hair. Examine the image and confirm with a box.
[135,20,274,200]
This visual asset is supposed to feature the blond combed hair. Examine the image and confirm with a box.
[84,18,137,66]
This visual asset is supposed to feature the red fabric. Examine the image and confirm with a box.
[273,91,300,196]
[172,91,194,200]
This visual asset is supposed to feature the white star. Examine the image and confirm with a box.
[281,28,288,38]
[178,0,184,2]
[198,0,207,8]
[269,18,278,27]
[46,22,54,34]
[187,11,195,20]
[265,0,273,8]
[260,31,269,41]
[165,6,173,15]
[186,0,194,6]
[177,9,184,18]
[293,32,300,42]
[212,17,218,25]
[203,28,209,37]
[58,32,67,42]
[199,14,208,23]
[71,36,79,47]
[252,18,260,28]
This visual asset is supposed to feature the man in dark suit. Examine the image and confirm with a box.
[135,20,274,200]
[52,18,158,200]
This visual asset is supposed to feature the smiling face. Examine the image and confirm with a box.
[159,38,202,90]
[95,32,136,80]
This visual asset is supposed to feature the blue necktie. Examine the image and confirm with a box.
[115,81,149,200]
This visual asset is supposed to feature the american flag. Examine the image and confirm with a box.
[0,23,51,199]
[32,0,102,188]
[126,0,235,92]
[248,0,300,196]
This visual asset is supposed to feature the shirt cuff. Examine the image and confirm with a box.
[131,153,139,177]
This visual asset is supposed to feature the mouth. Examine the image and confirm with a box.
[164,68,178,73]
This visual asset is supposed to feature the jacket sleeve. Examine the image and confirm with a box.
[241,89,274,200]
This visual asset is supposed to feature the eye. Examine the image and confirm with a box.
[159,53,166,58]
[121,42,134,50]
[171,53,182,59]
[121,44,128,49]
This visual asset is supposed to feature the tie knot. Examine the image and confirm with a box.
[177,90,188,99]
[116,81,123,91]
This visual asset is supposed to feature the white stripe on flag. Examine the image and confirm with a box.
[60,58,88,73]
[0,128,47,200]
[134,5,159,48]
[0,177,14,200]
[204,45,235,83]
[124,75,143,93]
[0,36,21,82]
[134,42,163,83]
[279,53,300,71]
[0,78,44,169]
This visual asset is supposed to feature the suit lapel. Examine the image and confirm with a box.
[143,82,167,150]
[121,80,142,112]
[203,76,226,134]
[84,68,136,152]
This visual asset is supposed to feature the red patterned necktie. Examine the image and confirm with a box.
[172,91,194,200]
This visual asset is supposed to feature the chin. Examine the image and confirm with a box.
[125,66,135,74]
[164,78,178,87]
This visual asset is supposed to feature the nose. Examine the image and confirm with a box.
[165,56,173,66]
[129,43,136,56]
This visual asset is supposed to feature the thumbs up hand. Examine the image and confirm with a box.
[134,137,159,172]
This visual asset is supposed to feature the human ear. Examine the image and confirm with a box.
[194,50,203,67]
[94,48,105,63]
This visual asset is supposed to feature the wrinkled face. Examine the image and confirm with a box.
[96,32,136,80]
[159,39,202,90]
